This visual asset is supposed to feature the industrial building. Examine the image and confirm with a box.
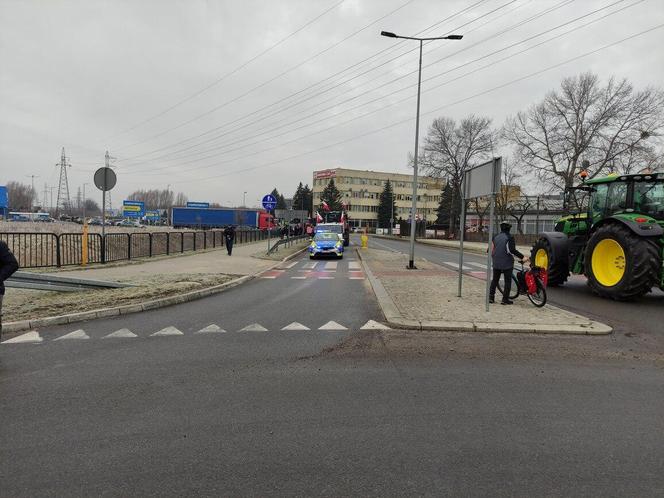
[312,168,443,229]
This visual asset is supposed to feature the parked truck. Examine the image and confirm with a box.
[171,207,275,229]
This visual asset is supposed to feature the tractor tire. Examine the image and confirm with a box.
[531,238,569,286]
[585,223,660,300]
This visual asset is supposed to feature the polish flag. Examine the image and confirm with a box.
[322,200,330,211]
[316,211,323,223]
[340,212,346,223]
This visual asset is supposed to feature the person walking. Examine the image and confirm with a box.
[489,221,528,305]
[223,225,236,256]
[0,240,19,339]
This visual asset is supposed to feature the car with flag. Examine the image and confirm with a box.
[315,209,350,246]
[308,231,344,259]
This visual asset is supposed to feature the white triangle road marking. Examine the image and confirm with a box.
[151,326,184,337]
[281,322,310,331]
[1,331,43,344]
[239,323,268,332]
[196,324,226,333]
[103,328,137,339]
[360,320,391,330]
[55,329,90,341]
[318,321,347,331]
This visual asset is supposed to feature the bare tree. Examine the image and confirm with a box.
[507,196,534,235]
[504,72,664,192]
[7,181,38,211]
[470,196,490,233]
[494,158,523,223]
[174,192,188,207]
[420,115,495,235]
[128,189,180,210]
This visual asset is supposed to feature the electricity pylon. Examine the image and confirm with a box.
[55,147,72,217]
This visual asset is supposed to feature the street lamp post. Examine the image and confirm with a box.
[381,30,462,269]
[243,191,247,207]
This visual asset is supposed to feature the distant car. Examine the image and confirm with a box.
[88,218,102,226]
[118,219,142,227]
[309,231,344,259]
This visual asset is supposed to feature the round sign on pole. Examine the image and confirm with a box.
[262,194,277,210]
[94,167,117,191]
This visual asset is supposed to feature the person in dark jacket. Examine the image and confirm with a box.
[0,240,19,337]
[489,221,528,305]
[223,225,236,256]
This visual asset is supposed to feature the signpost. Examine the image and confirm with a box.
[458,157,502,312]
[262,194,277,252]
[122,200,145,219]
[93,167,117,239]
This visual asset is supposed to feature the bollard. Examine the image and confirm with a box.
[81,222,89,266]
[361,234,368,249]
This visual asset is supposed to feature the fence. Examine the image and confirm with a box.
[0,229,270,269]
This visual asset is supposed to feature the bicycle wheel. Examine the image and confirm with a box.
[497,274,520,299]
[527,278,547,307]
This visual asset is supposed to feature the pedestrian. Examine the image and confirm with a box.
[0,239,19,339]
[489,221,528,305]
[223,225,236,256]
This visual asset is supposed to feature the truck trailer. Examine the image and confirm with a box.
[171,207,275,229]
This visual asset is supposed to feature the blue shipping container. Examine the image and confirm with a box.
[171,208,259,228]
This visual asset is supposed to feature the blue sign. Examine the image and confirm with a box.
[262,194,277,210]
[122,200,145,218]
[187,202,209,208]
[0,186,7,209]
[145,210,160,219]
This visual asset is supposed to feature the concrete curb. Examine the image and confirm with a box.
[2,247,308,335]
[356,248,612,336]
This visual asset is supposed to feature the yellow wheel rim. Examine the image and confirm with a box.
[591,239,626,287]
[535,248,548,269]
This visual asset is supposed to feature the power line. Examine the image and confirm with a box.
[162,22,664,185]
[112,0,419,153]
[106,0,346,140]
[123,0,617,174]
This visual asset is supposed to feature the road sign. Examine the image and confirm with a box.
[187,202,209,208]
[122,200,145,218]
[145,210,160,219]
[0,186,7,208]
[262,194,277,210]
[93,167,117,191]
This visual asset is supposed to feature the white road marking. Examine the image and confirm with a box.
[103,328,137,339]
[443,261,471,270]
[151,326,184,337]
[324,261,338,271]
[291,276,307,279]
[1,331,43,344]
[281,322,310,331]
[318,276,335,279]
[360,320,391,330]
[348,261,361,270]
[349,276,365,280]
[318,321,347,330]
[261,276,277,279]
[239,323,268,332]
[304,261,317,269]
[196,324,226,333]
[467,262,487,268]
[54,329,90,341]
[283,261,298,269]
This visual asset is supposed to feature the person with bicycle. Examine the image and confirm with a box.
[489,221,529,305]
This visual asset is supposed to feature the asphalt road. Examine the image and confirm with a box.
[369,235,664,338]
[2,239,663,496]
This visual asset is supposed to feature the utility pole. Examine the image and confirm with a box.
[42,183,49,212]
[26,174,39,210]
[82,183,89,220]
[55,147,72,217]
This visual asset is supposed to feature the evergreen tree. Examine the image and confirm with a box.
[292,183,305,210]
[277,193,287,210]
[436,182,456,229]
[302,184,313,216]
[377,180,396,229]
[320,179,342,211]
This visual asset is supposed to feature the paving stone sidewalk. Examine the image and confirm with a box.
[358,248,611,335]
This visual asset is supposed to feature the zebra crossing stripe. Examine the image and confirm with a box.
[348,261,361,270]
[151,326,184,337]
[196,324,226,333]
[304,261,317,269]
[284,261,298,269]
[324,261,338,271]
[103,328,137,339]
[54,329,90,341]
[1,331,43,344]
[467,262,487,268]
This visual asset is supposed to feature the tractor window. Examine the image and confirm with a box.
[605,182,628,215]
[590,183,609,222]
[634,181,664,219]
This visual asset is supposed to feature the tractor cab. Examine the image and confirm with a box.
[532,172,664,300]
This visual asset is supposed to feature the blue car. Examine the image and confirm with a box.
[309,232,344,259]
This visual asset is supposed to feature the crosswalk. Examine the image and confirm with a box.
[261,258,366,280]
[1,320,391,345]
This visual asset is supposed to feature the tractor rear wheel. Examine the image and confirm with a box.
[531,238,569,286]
[585,223,659,300]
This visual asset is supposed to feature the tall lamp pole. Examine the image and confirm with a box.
[243,191,247,207]
[381,30,462,269]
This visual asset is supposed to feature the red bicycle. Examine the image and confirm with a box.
[497,261,548,307]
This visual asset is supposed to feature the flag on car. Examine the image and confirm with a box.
[316,211,323,223]
[321,200,330,211]
[340,212,346,223]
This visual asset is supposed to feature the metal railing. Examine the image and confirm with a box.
[266,234,309,255]
[0,229,270,269]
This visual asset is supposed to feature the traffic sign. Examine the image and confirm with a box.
[187,202,209,208]
[122,200,145,218]
[262,194,277,210]
[94,167,116,191]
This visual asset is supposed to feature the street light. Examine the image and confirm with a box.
[381,30,462,269]
[243,191,247,207]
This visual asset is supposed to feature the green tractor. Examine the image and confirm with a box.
[531,172,664,300]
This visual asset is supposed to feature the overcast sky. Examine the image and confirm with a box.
[1,0,663,208]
